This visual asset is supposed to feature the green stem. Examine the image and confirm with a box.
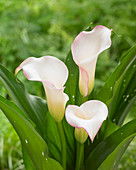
[57,122,66,170]
[75,142,84,170]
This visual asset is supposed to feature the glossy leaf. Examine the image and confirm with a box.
[22,146,36,170]
[109,57,136,125]
[65,51,79,105]
[0,64,62,165]
[0,64,47,137]
[44,112,62,163]
[96,45,136,103]
[0,95,63,170]
[84,118,136,170]
[96,45,136,125]
[98,137,134,170]
[63,51,78,169]
[84,118,119,160]
[100,118,119,140]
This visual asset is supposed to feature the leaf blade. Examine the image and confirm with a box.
[0,95,63,170]
[84,118,136,170]
[96,45,136,125]
[0,64,48,137]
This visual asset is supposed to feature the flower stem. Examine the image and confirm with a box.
[57,122,66,170]
[75,141,84,170]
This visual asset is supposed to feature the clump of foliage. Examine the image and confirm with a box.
[0,0,136,170]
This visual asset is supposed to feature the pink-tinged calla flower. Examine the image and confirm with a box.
[65,100,108,142]
[71,25,112,97]
[15,56,69,122]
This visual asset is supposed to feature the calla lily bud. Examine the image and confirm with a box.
[71,25,112,97]
[75,128,88,144]
[65,100,108,142]
[15,56,69,122]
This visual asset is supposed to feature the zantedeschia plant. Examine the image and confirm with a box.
[0,25,136,170]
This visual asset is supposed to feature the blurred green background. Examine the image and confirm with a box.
[0,0,136,169]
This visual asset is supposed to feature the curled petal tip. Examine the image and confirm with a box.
[15,67,21,77]
[15,56,68,88]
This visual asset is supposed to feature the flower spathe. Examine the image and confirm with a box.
[65,100,108,142]
[71,25,112,97]
[15,56,69,122]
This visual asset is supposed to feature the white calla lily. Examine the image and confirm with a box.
[65,100,108,142]
[71,25,112,97]
[15,56,69,122]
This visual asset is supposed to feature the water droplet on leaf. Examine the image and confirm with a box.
[113,118,116,122]
[124,98,127,102]
[72,95,75,101]
[114,161,116,166]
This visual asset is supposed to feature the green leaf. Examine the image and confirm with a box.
[0,64,48,138]
[0,95,63,170]
[100,118,119,140]
[84,118,136,170]
[65,51,79,105]
[98,137,134,170]
[44,112,62,164]
[120,44,136,61]
[97,45,136,102]
[84,118,119,160]
[109,57,136,125]
[96,45,136,125]
[22,146,36,170]
[28,94,48,138]
[0,64,62,165]
[63,51,78,169]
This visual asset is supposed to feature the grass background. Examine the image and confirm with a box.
[0,0,136,169]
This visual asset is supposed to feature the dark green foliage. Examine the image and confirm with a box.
[1,44,136,170]
[0,95,63,170]
[0,0,136,170]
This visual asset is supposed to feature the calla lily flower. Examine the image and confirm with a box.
[71,25,112,97]
[15,56,69,122]
[65,100,108,142]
